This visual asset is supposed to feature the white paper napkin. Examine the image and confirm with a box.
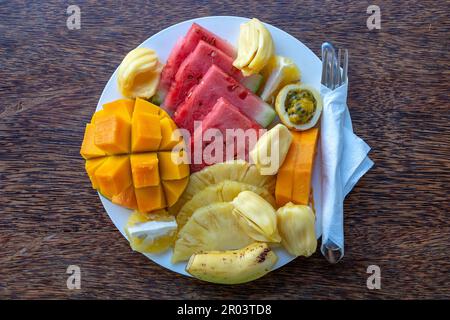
[316,82,373,262]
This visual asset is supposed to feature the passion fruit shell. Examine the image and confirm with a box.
[275,84,323,131]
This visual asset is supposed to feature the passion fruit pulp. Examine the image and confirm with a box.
[275,84,323,131]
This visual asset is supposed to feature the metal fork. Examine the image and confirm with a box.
[320,42,349,264]
[321,42,348,90]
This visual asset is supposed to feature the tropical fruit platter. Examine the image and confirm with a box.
[80,16,323,284]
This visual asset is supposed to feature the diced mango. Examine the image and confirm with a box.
[94,113,131,154]
[131,112,162,152]
[112,184,137,210]
[135,184,166,213]
[134,98,160,115]
[95,155,132,198]
[85,157,107,189]
[159,109,170,119]
[130,153,160,188]
[275,140,298,207]
[158,151,189,180]
[162,177,189,207]
[103,99,134,122]
[159,117,181,151]
[80,123,107,159]
[291,128,319,205]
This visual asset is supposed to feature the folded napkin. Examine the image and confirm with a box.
[315,82,373,262]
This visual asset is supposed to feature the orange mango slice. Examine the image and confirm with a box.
[102,99,134,122]
[158,151,189,180]
[162,177,189,207]
[80,123,107,159]
[94,113,131,154]
[85,157,107,189]
[130,153,160,188]
[159,117,181,151]
[135,184,166,213]
[112,184,137,210]
[95,155,132,198]
[131,112,161,152]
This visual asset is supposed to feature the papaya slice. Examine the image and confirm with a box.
[130,153,160,188]
[275,138,298,207]
[291,128,319,205]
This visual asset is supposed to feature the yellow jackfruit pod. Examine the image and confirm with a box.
[276,202,317,257]
[232,191,281,243]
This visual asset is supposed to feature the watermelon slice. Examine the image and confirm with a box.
[163,40,244,112]
[174,65,276,134]
[190,97,262,172]
[155,23,236,105]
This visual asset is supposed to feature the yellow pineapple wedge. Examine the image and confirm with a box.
[168,160,276,215]
[172,202,253,263]
[176,180,276,229]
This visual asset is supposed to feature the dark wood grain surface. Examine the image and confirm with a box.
[0,0,449,300]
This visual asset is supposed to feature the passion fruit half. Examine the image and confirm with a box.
[275,84,323,131]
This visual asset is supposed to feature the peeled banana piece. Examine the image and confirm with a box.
[186,242,278,284]
[250,123,293,175]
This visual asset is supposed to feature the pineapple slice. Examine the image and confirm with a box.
[169,160,276,215]
[176,180,276,229]
[172,202,253,263]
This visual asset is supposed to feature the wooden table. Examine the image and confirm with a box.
[1,0,449,300]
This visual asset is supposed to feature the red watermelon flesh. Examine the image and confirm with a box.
[163,40,244,112]
[174,65,276,134]
[190,97,263,172]
[156,23,235,105]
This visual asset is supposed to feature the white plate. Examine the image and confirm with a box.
[96,16,322,277]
